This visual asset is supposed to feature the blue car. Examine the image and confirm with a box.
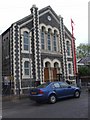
[29,81,81,104]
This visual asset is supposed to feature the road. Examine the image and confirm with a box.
[2,90,89,118]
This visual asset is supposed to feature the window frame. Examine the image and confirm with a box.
[41,32,45,50]
[47,32,51,51]
[68,63,72,74]
[53,82,60,88]
[60,82,69,88]
[23,31,29,51]
[66,41,70,56]
[24,61,30,76]
[53,33,57,51]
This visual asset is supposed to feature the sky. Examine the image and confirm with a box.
[0,0,89,47]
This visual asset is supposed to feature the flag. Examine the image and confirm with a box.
[71,18,77,75]
[71,18,75,32]
[71,18,74,24]
[71,18,75,26]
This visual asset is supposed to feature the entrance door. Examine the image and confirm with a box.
[44,68,49,82]
[53,68,57,81]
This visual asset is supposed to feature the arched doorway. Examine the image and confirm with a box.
[53,62,59,81]
[44,62,51,82]
[43,59,61,82]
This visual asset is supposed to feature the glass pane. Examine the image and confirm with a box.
[41,32,44,49]
[54,83,60,88]
[48,45,51,50]
[53,35,57,51]
[47,33,51,50]
[54,47,56,51]
[24,38,29,44]
[37,82,50,88]
[68,63,72,74]
[24,45,29,50]
[25,69,29,75]
[24,31,29,51]
[24,61,29,68]
[60,83,68,88]
[67,41,70,56]
[42,45,44,49]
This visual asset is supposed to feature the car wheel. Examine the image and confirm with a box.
[49,94,57,104]
[74,90,80,98]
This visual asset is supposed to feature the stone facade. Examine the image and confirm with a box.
[1,5,76,94]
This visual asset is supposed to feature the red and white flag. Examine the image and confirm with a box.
[71,18,75,33]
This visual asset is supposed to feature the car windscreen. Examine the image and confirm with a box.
[37,82,50,88]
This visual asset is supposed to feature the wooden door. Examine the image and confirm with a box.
[53,68,57,81]
[44,68,49,82]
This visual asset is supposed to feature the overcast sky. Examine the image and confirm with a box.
[0,0,89,46]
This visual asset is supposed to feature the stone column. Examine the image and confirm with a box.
[12,24,22,95]
[30,5,42,82]
[59,15,68,80]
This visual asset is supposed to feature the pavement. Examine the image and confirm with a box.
[2,94,31,111]
[2,94,29,102]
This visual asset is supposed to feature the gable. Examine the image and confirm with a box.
[39,10,59,29]
[15,6,60,29]
[12,5,73,40]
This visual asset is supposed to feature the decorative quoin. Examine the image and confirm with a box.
[30,5,42,81]
[1,5,77,95]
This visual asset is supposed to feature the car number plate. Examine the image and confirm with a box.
[31,92,36,94]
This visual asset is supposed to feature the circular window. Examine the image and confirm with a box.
[47,16,51,21]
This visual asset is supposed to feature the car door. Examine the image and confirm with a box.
[52,82,66,98]
[60,82,74,97]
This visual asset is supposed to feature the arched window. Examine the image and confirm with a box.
[23,31,29,51]
[68,63,72,74]
[41,26,45,50]
[54,62,59,68]
[45,62,51,68]
[47,29,51,51]
[53,30,57,51]
[66,41,70,56]
[24,61,29,75]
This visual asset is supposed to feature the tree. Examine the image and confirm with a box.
[77,44,90,79]
[76,43,90,59]
[78,66,90,76]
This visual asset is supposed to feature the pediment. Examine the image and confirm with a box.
[15,6,60,29]
[39,6,60,29]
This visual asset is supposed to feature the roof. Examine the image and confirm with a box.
[78,55,90,65]
[39,5,60,21]
[16,5,72,37]
[1,5,72,38]
[15,5,60,25]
